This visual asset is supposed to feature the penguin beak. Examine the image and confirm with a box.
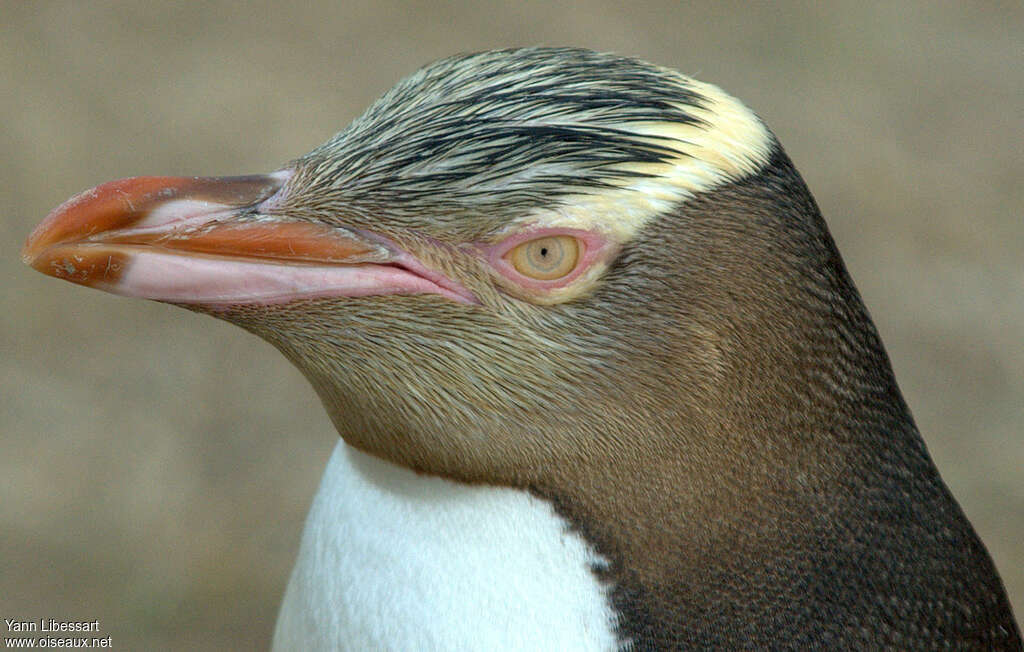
[22,173,476,306]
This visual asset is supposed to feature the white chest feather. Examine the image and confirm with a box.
[272,440,620,651]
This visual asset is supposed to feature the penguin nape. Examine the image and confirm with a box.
[23,48,1022,650]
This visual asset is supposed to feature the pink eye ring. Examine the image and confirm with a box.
[486,228,615,293]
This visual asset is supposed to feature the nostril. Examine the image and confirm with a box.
[255,169,295,214]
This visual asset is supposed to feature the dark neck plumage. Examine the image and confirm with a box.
[532,149,1022,649]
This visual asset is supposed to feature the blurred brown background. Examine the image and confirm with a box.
[2,1,1021,648]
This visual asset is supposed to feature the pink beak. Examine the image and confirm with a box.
[23,173,475,306]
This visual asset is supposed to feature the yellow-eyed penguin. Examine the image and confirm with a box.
[22,48,1022,650]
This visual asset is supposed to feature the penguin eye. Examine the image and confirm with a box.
[486,228,613,303]
[505,235,580,281]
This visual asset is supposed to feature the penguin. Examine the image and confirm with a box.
[23,47,1022,650]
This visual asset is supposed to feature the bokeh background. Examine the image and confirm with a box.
[2,2,1021,648]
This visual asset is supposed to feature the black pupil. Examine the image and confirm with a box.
[540,247,549,257]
